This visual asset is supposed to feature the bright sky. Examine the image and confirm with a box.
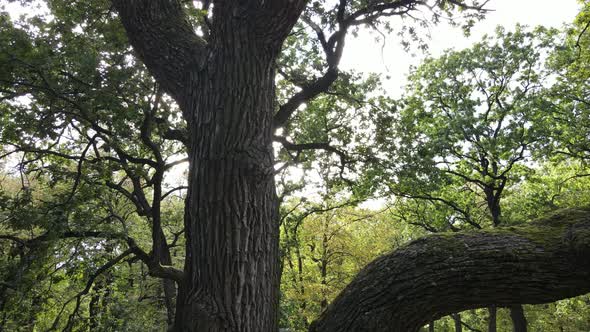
[342,0,582,97]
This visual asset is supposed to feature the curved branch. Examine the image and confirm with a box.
[273,68,339,129]
[2,229,184,283]
[395,191,480,229]
[274,135,347,161]
[310,208,590,332]
[274,0,490,129]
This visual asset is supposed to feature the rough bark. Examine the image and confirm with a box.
[309,208,590,332]
[115,1,306,331]
[113,0,207,104]
[176,32,281,331]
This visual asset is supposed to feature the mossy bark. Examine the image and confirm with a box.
[310,208,590,332]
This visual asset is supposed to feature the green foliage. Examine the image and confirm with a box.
[376,25,559,229]
[545,1,590,163]
[0,2,185,328]
[279,204,408,331]
[0,171,174,330]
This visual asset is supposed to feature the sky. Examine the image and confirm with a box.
[341,0,582,97]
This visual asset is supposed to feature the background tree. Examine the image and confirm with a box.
[379,25,556,229]
[547,0,590,163]
[375,25,558,331]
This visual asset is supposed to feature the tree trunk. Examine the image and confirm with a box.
[509,305,527,332]
[173,23,280,332]
[159,236,177,328]
[88,282,102,330]
[309,209,590,332]
[320,229,329,312]
[484,187,502,227]
[486,188,529,332]
[487,306,496,332]
[112,1,306,330]
[451,313,462,332]
[428,321,435,332]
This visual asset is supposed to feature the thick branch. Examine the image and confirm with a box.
[310,208,590,332]
[113,0,207,103]
[256,0,309,44]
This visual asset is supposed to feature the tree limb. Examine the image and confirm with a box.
[113,0,207,104]
[311,208,590,332]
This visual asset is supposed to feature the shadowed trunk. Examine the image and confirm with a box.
[160,241,176,327]
[488,306,496,332]
[88,282,102,330]
[309,209,590,332]
[114,1,306,331]
[510,304,527,332]
[452,313,462,332]
[174,34,280,332]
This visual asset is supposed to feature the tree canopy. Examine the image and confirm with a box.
[1,0,590,331]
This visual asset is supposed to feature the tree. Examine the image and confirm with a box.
[0,0,486,330]
[2,1,590,331]
[547,0,590,163]
[376,25,558,331]
[380,25,556,229]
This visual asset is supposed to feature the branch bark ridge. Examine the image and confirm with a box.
[310,208,590,332]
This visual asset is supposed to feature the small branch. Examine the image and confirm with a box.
[161,186,188,200]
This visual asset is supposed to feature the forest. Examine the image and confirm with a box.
[0,0,589,331]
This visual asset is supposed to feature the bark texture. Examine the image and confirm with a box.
[310,208,590,332]
[114,1,306,331]
[176,26,281,331]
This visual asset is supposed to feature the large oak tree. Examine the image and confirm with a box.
[1,1,590,331]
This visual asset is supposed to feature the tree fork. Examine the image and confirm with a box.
[310,208,590,332]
